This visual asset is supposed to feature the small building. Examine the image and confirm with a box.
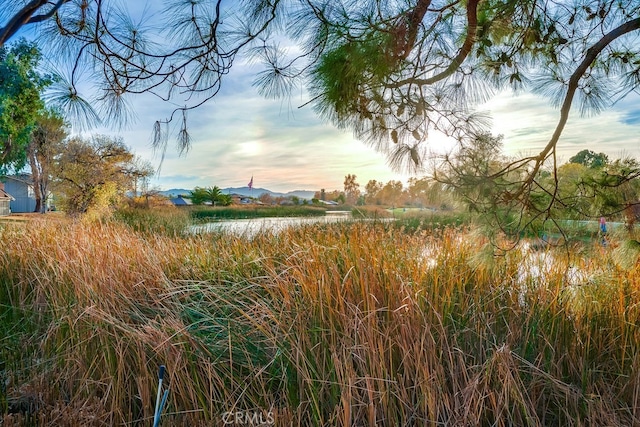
[230,194,253,205]
[170,196,193,206]
[1,175,36,213]
[0,182,15,216]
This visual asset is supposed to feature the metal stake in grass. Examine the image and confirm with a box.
[152,365,169,427]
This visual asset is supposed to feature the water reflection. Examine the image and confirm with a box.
[190,214,356,236]
[418,237,596,310]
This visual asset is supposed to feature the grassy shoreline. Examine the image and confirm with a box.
[1,215,639,425]
[189,205,329,221]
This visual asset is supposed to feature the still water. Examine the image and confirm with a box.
[190,212,355,236]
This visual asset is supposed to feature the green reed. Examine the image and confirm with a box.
[1,219,639,426]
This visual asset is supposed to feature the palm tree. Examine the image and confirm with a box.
[205,186,222,206]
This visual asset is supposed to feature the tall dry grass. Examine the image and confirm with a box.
[1,218,640,426]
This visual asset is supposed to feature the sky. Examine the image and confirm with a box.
[19,1,640,194]
[93,66,640,193]
[90,65,413,193]
[485,91,640,163]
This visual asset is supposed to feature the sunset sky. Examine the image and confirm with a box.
[93,62,640,194]
[21,2,640,194]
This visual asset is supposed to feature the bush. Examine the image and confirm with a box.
[113,206,191,236]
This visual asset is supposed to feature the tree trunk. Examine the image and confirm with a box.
[28,146,45,213]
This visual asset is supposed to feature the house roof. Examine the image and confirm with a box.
[170,196,193,206]
[0,189,15,200]
[2,174,33,186]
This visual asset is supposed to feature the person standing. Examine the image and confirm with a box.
[599,217,607,246]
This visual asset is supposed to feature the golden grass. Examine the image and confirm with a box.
[1,219,640,425]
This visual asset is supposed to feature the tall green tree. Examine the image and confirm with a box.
[190,186,231,206]
[569,149,610,169]
[0,39,49,172]
[584,157,640,219]
[406,177,453,209]
[435,133,510,211]
[435,133,531,237]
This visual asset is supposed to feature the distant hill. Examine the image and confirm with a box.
[159,187,316,200]
[222,187,274,197]
[159,189,191,198]
[286,190,317,200]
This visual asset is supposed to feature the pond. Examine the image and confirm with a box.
[190,211,358,236]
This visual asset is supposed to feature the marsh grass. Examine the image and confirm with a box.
[190,205,327,221]
[392,210,471,232]
[1,219,640,425]
[112,206,191,237]
[349,206,391,219]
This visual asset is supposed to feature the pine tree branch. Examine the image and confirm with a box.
[519,17,640,198]
[0,0,71,46]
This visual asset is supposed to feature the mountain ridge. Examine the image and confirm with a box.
[159,187,316,200]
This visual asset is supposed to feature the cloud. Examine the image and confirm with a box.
[81,50,640,194]
[621,110,640,125]
[483,91,640,162]
[12,0,639,195]
[88,63,410,193]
